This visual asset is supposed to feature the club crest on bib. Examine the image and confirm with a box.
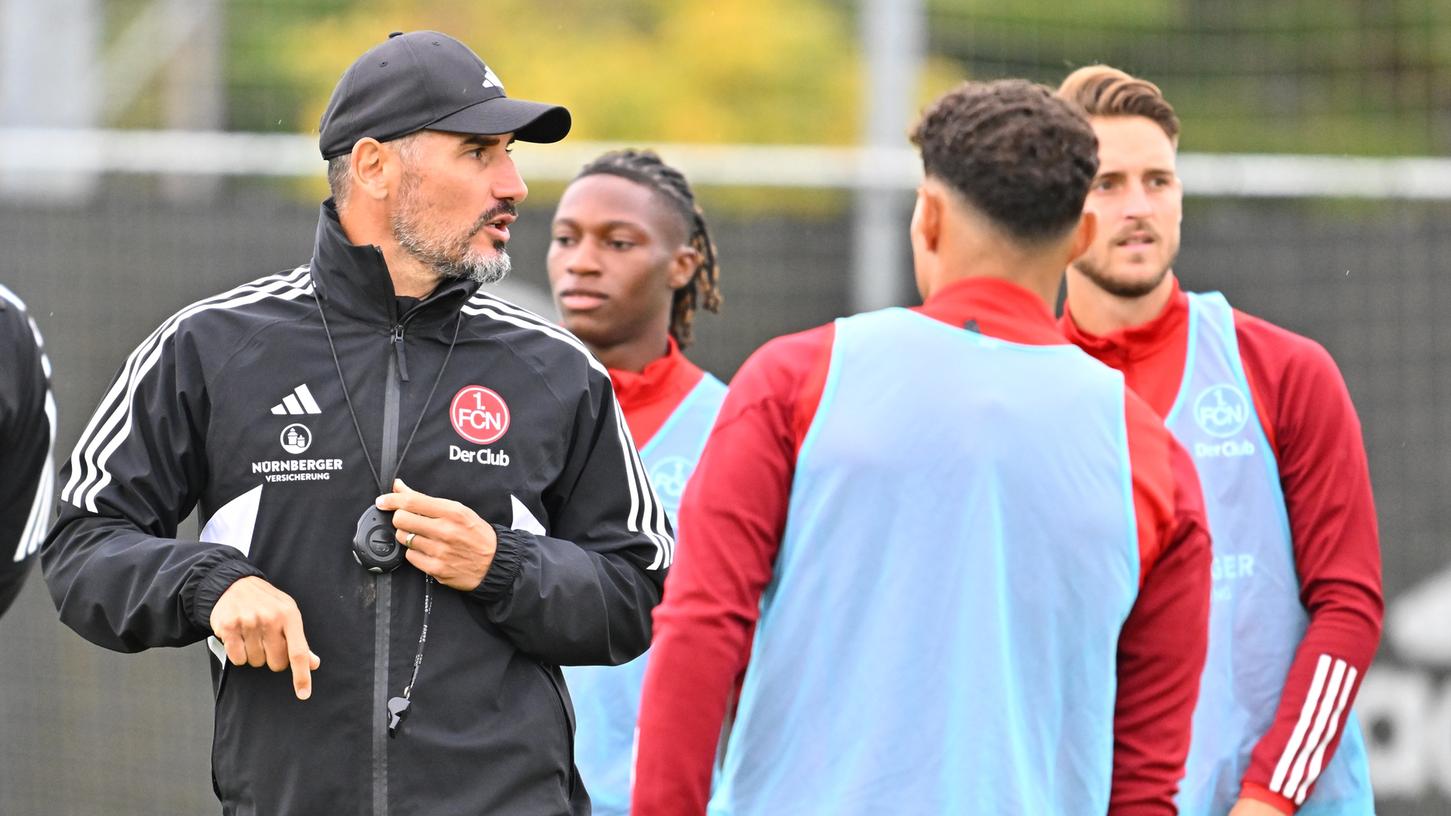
[649,456,692,505]
[450,385,511,445]
[1193,384,1250,438]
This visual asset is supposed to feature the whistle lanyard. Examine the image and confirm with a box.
[311,288,461,495]
[312,285,461,736]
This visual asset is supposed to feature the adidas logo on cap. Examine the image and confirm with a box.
[271,384,322,416]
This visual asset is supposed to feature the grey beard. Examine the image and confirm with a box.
[438,248,511,285]
[392,219,512,285]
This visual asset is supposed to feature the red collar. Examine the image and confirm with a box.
[607,337,705,421]
[913,276,1066,345]
[1059,277,1188,364]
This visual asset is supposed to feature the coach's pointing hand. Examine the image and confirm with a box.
[210,576,321,700]
[378,478,498,592]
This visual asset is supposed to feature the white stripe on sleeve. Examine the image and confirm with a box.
[63,267,308,506]
[1275,656,1348,798]
[1269,654,1332,794]
[461,293,673,568]
[63,267,312,512]
[0,284,58,562]
[1294,664,1358,804]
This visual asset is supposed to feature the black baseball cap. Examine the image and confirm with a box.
[318,31,572,160]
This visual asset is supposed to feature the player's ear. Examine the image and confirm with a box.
[351,138,390,202]
[1067,210,1097,262]
[666,246,699,291]
[909,184,942,302]
[910,183,943,256]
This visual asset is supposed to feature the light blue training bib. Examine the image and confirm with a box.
[710,308,1140,815]
[1170,292,1372,815]
[564,372,727,816]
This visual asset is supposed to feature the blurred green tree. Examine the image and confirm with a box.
[235,0,966,145]
[926,0,1451,155]
[261,0,868,144]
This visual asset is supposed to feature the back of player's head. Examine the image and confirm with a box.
[572,149,722,348]
[1057,65,1181,143]
[910,80,1098,245]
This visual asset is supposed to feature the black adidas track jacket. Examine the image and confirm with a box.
[42,202,672,815]
[0,282,54,619]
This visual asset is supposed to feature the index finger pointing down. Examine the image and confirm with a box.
[283,614,319,701]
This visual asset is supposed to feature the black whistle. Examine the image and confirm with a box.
[353,505,404,573]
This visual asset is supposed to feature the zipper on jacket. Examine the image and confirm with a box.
[390,324,410,383]
[372,349,402,816]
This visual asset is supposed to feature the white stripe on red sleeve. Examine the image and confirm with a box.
[1294,664,1357,804]
[1268,654,1355,802]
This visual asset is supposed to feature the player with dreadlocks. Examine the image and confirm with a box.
[547,148,726,816]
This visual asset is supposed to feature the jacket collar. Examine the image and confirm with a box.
[309,199,479,327]
[1059,276,1188,365]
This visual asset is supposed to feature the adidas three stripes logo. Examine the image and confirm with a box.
[270,384,322,416]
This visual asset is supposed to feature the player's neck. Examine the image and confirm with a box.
[926,246,1065,310]
[1065,271,1176,336]
[592,329,672,375]
[928,205,1083,309]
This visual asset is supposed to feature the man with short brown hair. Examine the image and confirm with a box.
[632,79,1212,815]
[1058,64,1381,816]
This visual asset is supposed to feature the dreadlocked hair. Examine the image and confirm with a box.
[574,149,722,348]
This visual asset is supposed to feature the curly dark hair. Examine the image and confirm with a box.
[909,79,1098,244]
[573,149,722,349]
[1057,65,1180,142]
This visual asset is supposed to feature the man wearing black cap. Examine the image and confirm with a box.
[44,31,670,815]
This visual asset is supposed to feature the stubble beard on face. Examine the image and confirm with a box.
[391,171,515,285]
[1072,256,1172,299]
[1072,229,1179,300]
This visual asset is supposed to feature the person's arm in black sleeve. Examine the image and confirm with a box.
[0,290,56,619]
[41,325,264,651]
[473,365,670,667]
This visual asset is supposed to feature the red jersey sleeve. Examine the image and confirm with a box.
[1235,316,1383,812]
[631,325,833,816]
[1113,392,1214,814]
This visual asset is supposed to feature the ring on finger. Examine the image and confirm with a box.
[404,531,417,548]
